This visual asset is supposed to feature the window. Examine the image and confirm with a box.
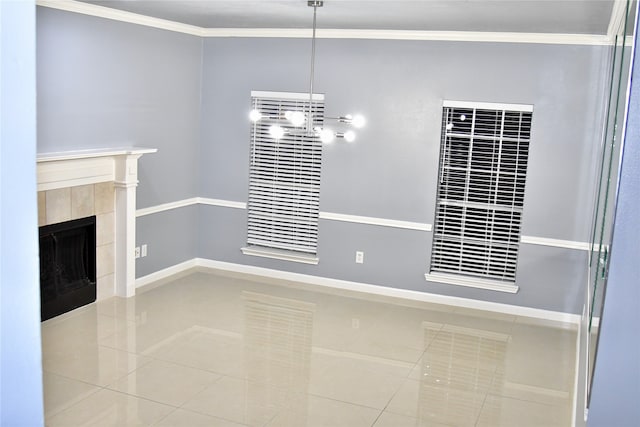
[242,91,325,264]
[427,101,533,291]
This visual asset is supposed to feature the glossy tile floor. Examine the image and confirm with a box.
[42,271,577,426]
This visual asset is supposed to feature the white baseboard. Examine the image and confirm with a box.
[135,259,198,290]
[136,257,580,325]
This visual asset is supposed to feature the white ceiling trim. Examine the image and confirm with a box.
[36,0,205,36]
[202,28,611,45]
[38,0,612,46]
[608,0,631,39]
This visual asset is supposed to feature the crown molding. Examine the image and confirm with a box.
[37,0,612,46]
[36,0,205,36]
[202,28,611,46]
[608,0,630,39]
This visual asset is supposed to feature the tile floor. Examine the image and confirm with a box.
[41,270,577,426]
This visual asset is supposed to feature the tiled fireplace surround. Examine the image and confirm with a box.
[36,148,155,301]
[38,182,115,300]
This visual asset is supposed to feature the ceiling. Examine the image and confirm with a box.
[78,0,618,35]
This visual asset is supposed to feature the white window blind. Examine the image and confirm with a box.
[246,92,325,256]
[430,101,533,284]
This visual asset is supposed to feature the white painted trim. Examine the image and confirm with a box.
[572,315,582,427]
[37,157,115,191]
[520,235,591,251]
[135,198,597,252]
[443,100,534,112]
[36,1,612,46]
[319,212,431,231]
[608,0,630,40]
[198,197,247,209]
[190,258,579,325]
[38,148,155,298]
[626,35,635,47]
[425,273,520,294]
[251,90,324,101]
[136,197,199,217]
[201,28,611,46]
[203,28,313,39]
[136,197,430,230]
[37,147,157,162]
[134,197,246,217]
[135,259,198,290]
[241,247,319,265]
[36,0,204,36]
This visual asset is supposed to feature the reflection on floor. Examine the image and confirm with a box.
[42,271,576,426]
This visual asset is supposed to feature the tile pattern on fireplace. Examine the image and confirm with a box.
[39,182,115,300]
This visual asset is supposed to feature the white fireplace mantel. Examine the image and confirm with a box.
[37,147,157,298]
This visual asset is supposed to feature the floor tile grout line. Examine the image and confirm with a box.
[369,408,386,427]
[473,389,492,427]
[45,383,181,423]
[43,270,578,427]
[173,374,254,427]
[42,376,104,420]
[370,371,417,426]
[99,386,182,410]
[148,406,176,427]
[304,391,384,412]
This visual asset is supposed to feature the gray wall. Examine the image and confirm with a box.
[37,7,203,274]
[199,38,606,313]
[1,1,44,424]
[37,9,609,314]
[37,7,203,208]
[201,38,606,238]
[136,206,198,277]
[587,20,640,426]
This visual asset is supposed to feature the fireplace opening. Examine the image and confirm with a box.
[39,216,97,321]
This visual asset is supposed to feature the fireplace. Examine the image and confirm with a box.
[39,216,97,321]
[37,148,156,300]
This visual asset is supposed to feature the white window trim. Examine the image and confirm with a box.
[241,246,319,265]
[425,272,519,294]
[428,100,533,291]
[443,99,533,113]
[244,91,324,263]
[250,90,324,101]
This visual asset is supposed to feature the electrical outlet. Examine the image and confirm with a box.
[355,251,364,264]
[141,244,148,257]
[135,246,141,259]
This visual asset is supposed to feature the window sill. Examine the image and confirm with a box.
[241,246,319,265]
[424,273,519,293]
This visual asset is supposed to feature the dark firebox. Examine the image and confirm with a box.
[39,216,96,321]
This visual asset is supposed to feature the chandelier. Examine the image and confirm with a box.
[249,0,365,143]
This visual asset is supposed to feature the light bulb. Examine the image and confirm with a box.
[289,111,306,127]
[351,114,366,128]
[446,123,454,130]
[343,130,356,142]
[318,128,335,144]
[460,114,466,121]
[269,125,285,140]
[249,109,262,122]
